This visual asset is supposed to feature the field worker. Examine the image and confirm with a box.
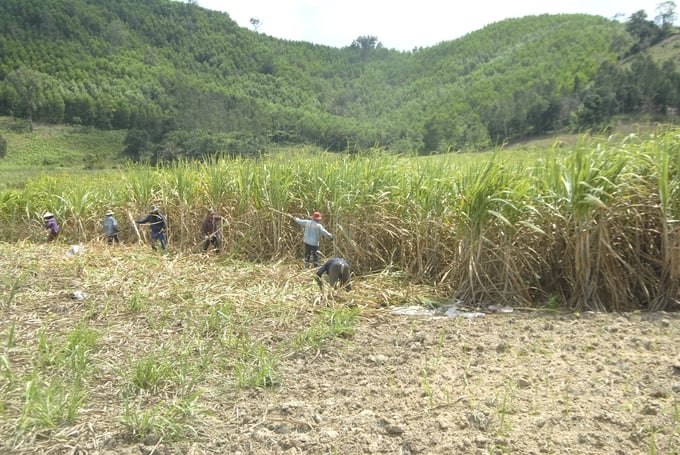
[102,209,120,244]
[315,257,352,291]
[43,212,59,242]
[135,205,167,251]
[200,208,223,253]
[293,211,333,268]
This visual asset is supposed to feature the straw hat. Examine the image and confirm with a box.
[105,209,114,216]
[43,212,54,219]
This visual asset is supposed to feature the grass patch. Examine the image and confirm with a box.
[0,117,126,189]
[120,392,204,443]
[233,342,282,388]
[294,307,359,350]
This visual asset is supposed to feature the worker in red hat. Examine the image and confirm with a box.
[293,211,333,268]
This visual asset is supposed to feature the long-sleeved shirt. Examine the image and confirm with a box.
[102,215,119,236]
[316,257,349,277]
[45,217,59,234]
[136,213,167,234]
[294,218,332,246]
[201,215,222,237]
[316,257,352,290]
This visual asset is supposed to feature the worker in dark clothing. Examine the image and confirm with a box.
[315,257,352,291]
[135,205,167,251]
[200,208,223,253]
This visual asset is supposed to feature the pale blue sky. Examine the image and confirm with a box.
[197,1,664,51]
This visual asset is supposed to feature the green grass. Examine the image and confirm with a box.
[626,31,680,66]
[120,392,204,442]
[0,117,126,189]
[293,307,359,350]
[233,342,282,388]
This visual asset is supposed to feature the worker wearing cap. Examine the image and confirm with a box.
[135,205,168,251]
[43,212,59,242]
[293,211,333,268]
[102,209,120,244]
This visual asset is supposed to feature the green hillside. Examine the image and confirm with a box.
[0,0,677,158]
[0,116,125,189]
[639,30,680,63]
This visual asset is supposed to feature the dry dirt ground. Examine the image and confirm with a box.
[2,243,680,454]
[192,311,680,455]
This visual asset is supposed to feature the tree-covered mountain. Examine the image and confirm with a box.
[0,0,677,159]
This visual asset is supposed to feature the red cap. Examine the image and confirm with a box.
[312,211,322,220]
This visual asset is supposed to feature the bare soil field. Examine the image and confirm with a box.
[2,242,680,454]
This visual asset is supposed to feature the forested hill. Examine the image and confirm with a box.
[0,0,675,158]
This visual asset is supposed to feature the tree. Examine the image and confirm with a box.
[0,135,7,159]
[422,113,445,154]
[655,1,677,29]
[5,67,50,129]
[249,17,261,32]
[574,93,606,130]
[350,36,382,63]
[123,129,151,161]
[351,36,379,50]
[630,55,665,112]
[626,10,662,49]
[106,19,130,48]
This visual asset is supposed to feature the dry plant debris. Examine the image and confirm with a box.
[1,242,680,454]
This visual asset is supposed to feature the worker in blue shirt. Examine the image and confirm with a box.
[293,211,333,268]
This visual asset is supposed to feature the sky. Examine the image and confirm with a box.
[196,1,663,51]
